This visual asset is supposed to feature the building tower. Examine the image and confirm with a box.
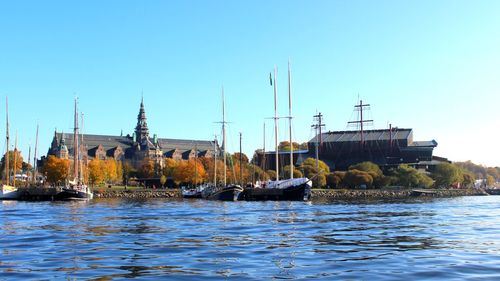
[135,97,150,143]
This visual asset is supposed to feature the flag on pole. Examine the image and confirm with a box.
[269,72,273,86]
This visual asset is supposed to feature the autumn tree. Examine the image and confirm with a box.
[103,159,120,184]
[163,158,179,178]
[140,157,155,178]
[88,158,105,186]
[43,155,70,185]
[232,153,249,164]
[1,150,24,178]
[173,159,206,185]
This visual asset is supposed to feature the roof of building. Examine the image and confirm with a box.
[309,128,413,143]
[53,132,216,157]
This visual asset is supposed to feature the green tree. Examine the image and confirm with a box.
[160,175,167,187]
[343,169,373,189]
[486,175,495,187]
[122,161,136,185]
[300,158,330,178]
[393,164,433,188]
[248,164,269,182]
[349,161,384,188]
[266,170,277,181]
[326,171,345,188]
[283,165,303,179]
[432,163,463,188]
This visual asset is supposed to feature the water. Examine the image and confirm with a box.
[1,196,499,280]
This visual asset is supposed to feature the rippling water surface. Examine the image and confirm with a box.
[1,196,500,280]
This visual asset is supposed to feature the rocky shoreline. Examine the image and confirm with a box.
[93,189,181,199]
[92,187,489,200]
[311,188,488,200]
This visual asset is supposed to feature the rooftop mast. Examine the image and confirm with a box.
[348,99,373,147]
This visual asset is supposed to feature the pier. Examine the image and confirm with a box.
[17,187,62,201]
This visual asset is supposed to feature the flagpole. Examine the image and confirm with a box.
[288,59,293,180]
[273,66,279,181]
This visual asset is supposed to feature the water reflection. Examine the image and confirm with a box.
[0,197,499,280]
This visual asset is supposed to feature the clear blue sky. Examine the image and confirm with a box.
[1,0,499,167]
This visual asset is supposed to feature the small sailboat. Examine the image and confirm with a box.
[202,87,243,201]
[182,145,207,199]
[1,97,19,200]
[242,62,312,201]
[56,98,93,200]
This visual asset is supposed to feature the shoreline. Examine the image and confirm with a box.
[92,187,489,200]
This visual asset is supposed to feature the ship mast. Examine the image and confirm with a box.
[214,134,217,186]
[222,86,227,187]
[13,131,17,187]
[273,66,279,181]
[5,97,9,185]
[33,123,39,184]
[73,98,79,183]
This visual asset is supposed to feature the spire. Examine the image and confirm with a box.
[135,96,149,142]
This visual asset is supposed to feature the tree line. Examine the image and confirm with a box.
[2,149,499,189]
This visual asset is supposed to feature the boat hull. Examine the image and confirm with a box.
[55,188,93,200]
[242,183,311,201]
[204,185,243,201]
[0,184,19,200]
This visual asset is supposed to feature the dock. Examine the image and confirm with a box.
[410,189,437,196]
[17,187,62,201]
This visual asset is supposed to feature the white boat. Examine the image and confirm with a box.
[0,184,18,199]
[242,62,311,201]
[1,97,19,200]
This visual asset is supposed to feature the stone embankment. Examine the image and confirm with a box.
[93,188,488,200]
[311,188,488,200]
[94,189,181,199]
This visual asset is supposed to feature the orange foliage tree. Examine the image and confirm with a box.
[199,157,228,184]
[141,157,155,178]
[43,155,70,185]
[173,159,206,185]
[88,158,105,186]
[1,150,24,177]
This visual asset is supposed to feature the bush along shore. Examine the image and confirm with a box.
[92,187,488,200]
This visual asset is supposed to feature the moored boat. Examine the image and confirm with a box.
[56,98,93,201]
[202,184,244,201]
[0,184,19,200]
[242,178,311,201]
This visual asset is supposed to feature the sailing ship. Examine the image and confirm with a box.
[55,98,93,200]
[242,61,312,201]
[1,97,19,200]
[202,87,244,201]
